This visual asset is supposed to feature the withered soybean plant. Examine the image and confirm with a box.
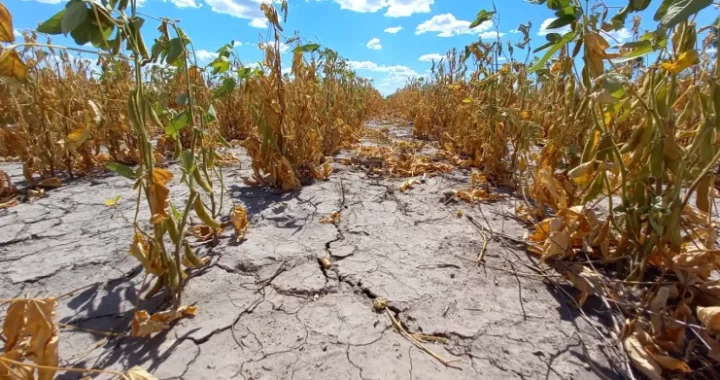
[27,0,221,309]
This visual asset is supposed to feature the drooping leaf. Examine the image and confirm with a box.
[659,0,713,29]
[61,0,89,36]
[105,162,137,180]
[0,2,14,43]
[166,37,186,66]
[546,14,576,29]
[292,43,320,54]
[470,9,495,29]
[37,9,65,35]
[0,50,27,83]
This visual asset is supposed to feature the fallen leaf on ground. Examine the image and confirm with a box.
[38,177,61,189]
[132,306,196,337]
[121,366,158,380]
[320,211,341,224]
[624,332,662,380]
[105,195,121,207]
[230,205,249,241]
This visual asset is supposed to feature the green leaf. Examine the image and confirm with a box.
[166,37,186,66]
[165,111,189,138]
[217,134,232,149]
[37,9,65,35]
[546,0,571,10]
[237,67,252,80]
[293,43,321,54]
[654,0,675,21]
[206,104,217,123]
[105,162,137,180]
[209,56,230,74]
[614,40,655,62]
[659,0,713,29]
[213,77,236,98]
[62,0,89,36]
[546,14,575,29]
[469,9,495,29]
[529,31,575,72]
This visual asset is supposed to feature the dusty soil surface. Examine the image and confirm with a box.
[1,123,624,380]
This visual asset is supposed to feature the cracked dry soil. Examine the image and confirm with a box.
[1,124,622,380]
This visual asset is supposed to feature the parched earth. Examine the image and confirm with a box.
[1,123,624,380]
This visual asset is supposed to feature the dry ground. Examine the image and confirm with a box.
[0,123,625,380]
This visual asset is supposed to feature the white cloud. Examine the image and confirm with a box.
[204,0,273,27]
[497,57,507,61]
[479,31,504,39]
[366,37,382,50]
[509,28,521,34]
[233,41,243,47]
[14,29,22,37]
[23,0,63,4]
[385,0,432,17]
[537,17,571,36]
[166,0,202,7]
[196,49,219,61]
[384,26,403,34]
[415,13,493,37]
[605,28,631,43]
[332,0,433,17]
[348,60,419,77]
[418,53,442,62]
[249,18,268,28]
[259,41,289,54]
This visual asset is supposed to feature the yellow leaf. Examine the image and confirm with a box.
[230,205,249,241]
[121,366,159,380]
[0,2,13,43]
[151,167,174,186]
[131,306,196,337]
[462,98,472,104]
[585,32,610,79]
[320,210,341,224]
[623,333,662,380]
[660,50,699,74]
[541,231,570,261]
[0,49,27,82]
[697,306,720,333]
[399,179,418,192]
[105,195,121,207]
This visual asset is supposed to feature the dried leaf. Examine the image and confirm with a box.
[132,306,196,337]
[697,306,720,333]
[0,2,13,43]
[191,224,220,242]
[320,211,341,224]
[541,231,571,261]
[624,333,662,380]
[0,50,27,83]
[121,366,159,380]
[399,179,419,192]
[230,205,249,241]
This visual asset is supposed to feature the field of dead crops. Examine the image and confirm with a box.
[1,0,720,379]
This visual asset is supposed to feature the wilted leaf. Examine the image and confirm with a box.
[0,2,14,43]
[541,231,571,261]
[0,50,28,83]
[191,224,220,241]
[399,179,419,192]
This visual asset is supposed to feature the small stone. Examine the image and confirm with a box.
[450,273,456,279]
[322,344,327,352]
[313,294,319,301]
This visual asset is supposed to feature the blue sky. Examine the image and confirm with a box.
[7,0,719,95]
